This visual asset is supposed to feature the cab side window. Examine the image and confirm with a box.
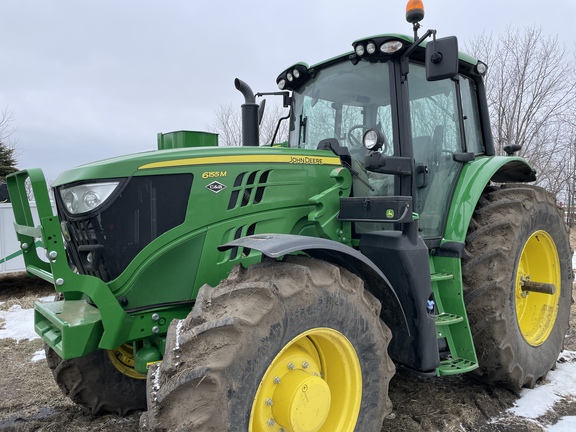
[460,76,484,154]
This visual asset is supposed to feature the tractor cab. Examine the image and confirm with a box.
[268,2,498,374]
[278,21,488,245]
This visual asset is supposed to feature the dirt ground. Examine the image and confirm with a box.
[1,237,576,432]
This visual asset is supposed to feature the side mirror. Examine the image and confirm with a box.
[426,36,459,81]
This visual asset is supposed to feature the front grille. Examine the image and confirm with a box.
[57,174,193,281]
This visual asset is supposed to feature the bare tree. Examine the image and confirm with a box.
[208,104,242,147]
[467,26,576,204]
[208,102,289,147]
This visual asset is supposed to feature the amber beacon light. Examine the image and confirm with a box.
[406,0,425,24]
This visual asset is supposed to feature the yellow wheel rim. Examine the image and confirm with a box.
[107,344,147,380]
[249,328,362,432]
[515,230,561,346]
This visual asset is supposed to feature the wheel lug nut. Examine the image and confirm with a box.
[265,398,273,406]
[273,376,281,384]
[267,418,275,426]
[287,362,295,370]
[302,361,309,369]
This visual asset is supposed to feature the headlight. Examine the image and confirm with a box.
[60,181,120,214]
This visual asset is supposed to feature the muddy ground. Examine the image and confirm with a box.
[1,253,576,431]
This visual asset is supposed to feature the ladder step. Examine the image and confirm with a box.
[435,313,464,325]
[430,272,454,282]
[437,358,478,376]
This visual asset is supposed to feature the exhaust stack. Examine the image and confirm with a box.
[235,78,259,146]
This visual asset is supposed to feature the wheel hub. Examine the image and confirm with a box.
[249,328,362,432]
[515,230,561,346]
[107,344,147,380]
[273,370,331,432]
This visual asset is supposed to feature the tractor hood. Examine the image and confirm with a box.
[52,145,342,187]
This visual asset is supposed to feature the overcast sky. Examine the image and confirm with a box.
[1,0,575,183]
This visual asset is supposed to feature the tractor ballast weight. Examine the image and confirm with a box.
[7,1,571,430]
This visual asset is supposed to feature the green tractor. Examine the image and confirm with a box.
[8,1,572,431]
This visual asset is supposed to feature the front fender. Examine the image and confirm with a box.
[445,156,535,243]
[219,233,409,334]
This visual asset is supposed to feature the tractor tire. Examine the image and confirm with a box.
[462,184,572,389]
[141,256,394,432]
[45,346,147,415]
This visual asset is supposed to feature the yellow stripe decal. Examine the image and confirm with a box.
[138,154,342,170]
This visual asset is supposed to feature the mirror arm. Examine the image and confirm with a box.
[403,29,436,60]
[401,29,437,77]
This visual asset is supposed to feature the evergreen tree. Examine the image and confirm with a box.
[0,109,18,178]
[0,142,17,178]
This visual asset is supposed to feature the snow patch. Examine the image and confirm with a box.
[508,351,576,420]
[0,304,39,341]
[0,296,53,342]
[548,416,576,431]
[31,349,45,362]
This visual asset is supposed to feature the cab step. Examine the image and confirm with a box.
[437,357,478,375]
[434,312,463,326]
[429,260,479,377]
[430,272,454,282]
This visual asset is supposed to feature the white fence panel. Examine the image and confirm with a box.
[0,203,54,274]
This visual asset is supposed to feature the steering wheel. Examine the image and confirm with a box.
[347,125,369,149]
[348,125,389,156]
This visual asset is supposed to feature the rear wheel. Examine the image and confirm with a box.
[45,345,147,415]
[141,256,394,431]
[462,184,572,389]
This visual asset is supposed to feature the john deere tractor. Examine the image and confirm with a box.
[8,1,572,431]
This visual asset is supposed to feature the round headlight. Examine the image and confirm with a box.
[82,191,101,211]
[367,42,376,54]
[476,62,488,75]
[363,129,385,151]
[293,69,300,79]
[278,79,286,90]
[287,72,294,82]
[355,45,365,56]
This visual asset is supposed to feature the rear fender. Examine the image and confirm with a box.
[219,234,409,334]
[445,156,536,243]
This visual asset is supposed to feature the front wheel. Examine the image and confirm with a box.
[462,184,572,389]
[141,256,395,431]
[45,346,147,415]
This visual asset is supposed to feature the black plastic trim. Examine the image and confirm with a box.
[219,234,409,334]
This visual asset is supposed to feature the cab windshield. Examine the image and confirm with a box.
[289,57,469,240]
[289,60,395,199]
